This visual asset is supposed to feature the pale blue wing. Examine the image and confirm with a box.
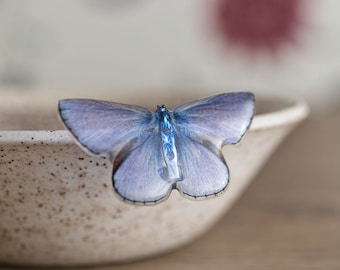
[172,92,255,148]
[175,134,229,198]
[113,133,172,204]
[58,99,154,157]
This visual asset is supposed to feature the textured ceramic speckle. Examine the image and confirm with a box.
[0,89,308,265]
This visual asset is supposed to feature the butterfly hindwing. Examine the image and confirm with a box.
[175,134,229,198]
[113,133,172,204]
[58,99,154,157]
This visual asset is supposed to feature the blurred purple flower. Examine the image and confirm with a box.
[213,0,306,54]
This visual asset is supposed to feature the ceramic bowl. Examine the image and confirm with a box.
[0,89,308,266]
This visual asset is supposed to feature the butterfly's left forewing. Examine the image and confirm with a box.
[58,99,154,158]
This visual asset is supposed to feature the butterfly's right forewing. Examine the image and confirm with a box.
[173,92,255,147]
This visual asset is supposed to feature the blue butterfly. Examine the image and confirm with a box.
[58,92,255,205]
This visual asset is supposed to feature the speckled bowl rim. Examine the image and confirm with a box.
[0,94,309,144]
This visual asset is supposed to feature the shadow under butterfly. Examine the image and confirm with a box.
[58,92,255,205]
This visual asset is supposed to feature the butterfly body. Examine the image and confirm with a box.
[58,92,255,205]
[157,105,182,182]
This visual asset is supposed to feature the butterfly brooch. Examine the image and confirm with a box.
[58,92,255,205]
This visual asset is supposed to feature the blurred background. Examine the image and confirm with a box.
[0,0,339,269]
[0,0,339,113]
